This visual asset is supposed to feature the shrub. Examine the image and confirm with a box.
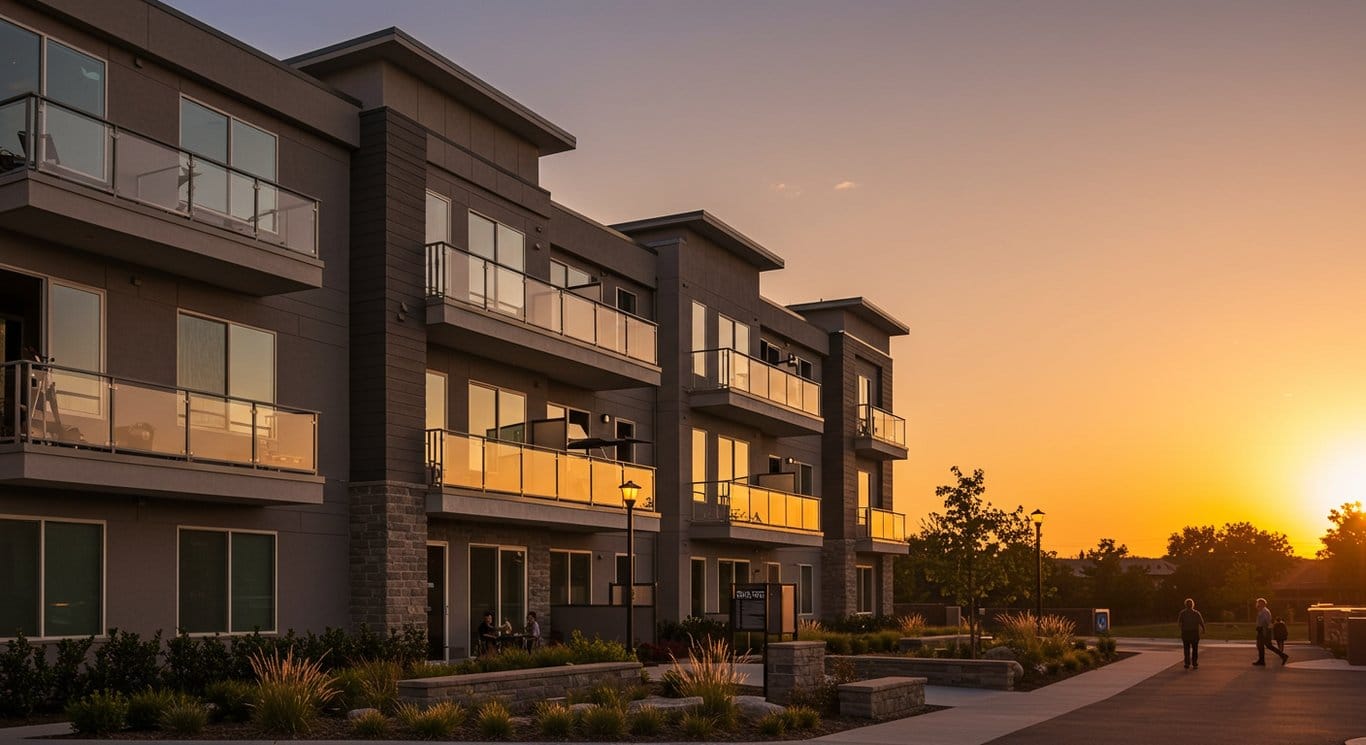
[350,709,390,738]
[67,690,129,735]
[758,712,787,735]
[566,630,634,663]
[395,701,465,739]
[874,630,902,652]
[475,699,514,739]
[850,636,869,655]
[164,633,233,694]
[88,629,162,695]
[249,648,338,735]
[204,679,256,722]
[1060,651,1084,672]
[657,616,728,646]
[669,637,741,719]
[628,704,666,736]
[897,613,927,637]
[534,701,576,736]
[51,636,93,708]
[127,688,182,730]
[580,704,626,739]
[161,701,208,735]
[1096,635,1118,660]
[334,660,400,713]
[784,704,821,730]
[0,633,51,717]
[1038,615,1077,659]
[679,711,717,738]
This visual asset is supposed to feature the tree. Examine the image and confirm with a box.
[1166,522,1295,618]
[1318,502,1366,602]
[914,466,1033,657]
[1083,538,1155,621]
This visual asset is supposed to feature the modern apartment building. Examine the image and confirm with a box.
[0,0,909,659]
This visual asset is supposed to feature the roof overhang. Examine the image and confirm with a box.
[612,211,784,271]
[789,296,910,336]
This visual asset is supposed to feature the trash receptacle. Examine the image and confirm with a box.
[1314,614,1325,646]
[1348,617,1366,666]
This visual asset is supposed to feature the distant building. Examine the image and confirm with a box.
[1057,557,1177,582]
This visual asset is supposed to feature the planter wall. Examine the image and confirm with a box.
[398,662,643,711]
[828,655,1023,690]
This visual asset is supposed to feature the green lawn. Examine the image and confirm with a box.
[1112,621,1306,642]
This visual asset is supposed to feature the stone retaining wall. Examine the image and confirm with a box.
[838,676,926,720]
[766,641,827,704]
[828,655,1024,690]
[398,662,643,711]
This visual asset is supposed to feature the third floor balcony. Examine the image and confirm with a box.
[425,243,661,390]
[690,479,823,547]
[425,429,660,533]
[856,506,910,554]
[855,403,908,460]
[689,349,823,436]
[0,95,322,295]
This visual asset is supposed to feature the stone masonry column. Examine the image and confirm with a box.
[350,481,428,629]
[766,641,826,704]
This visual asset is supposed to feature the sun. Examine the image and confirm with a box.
[1304,440,1366,528]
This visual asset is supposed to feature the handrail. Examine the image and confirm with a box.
[0,93,319,257]
[857,506,907,542]
[424,242,658,365]
[690,478,821,532]
[690,348,821,417]
[0,360,317,474]
[425,428,657,511]
[857,403,907,448]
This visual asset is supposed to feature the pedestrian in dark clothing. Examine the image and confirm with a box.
[1178,598,1206,669]
[1254,597,1289,666]
[1272,617,1289,657]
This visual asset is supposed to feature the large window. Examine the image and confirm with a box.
[426,191,450,244]
[469,545,524,643]
[690,558,706,617]
[691,428,707,501]
[468,212,524,271]
[179,98,277,224]
[717,559,750,617]
[47,282,103,417]
[798,564,814,615]
[550,260,593,290]
[614,419,635,464]
[858,470,871,514]
[717,314,749,354]
[468,382,525,442]
[0,517,103,639]
[425,371,447,431]
[549,550,590,605]
[856,565,874,615]
[717,436,749,484]
[177,313,275,402]
[690,301,706,376]
[178,529,276,634]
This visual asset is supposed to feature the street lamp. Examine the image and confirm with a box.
[620,480,641,651]
[1030,509,1045,632]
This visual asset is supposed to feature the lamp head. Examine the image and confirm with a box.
[1029,508,1045,526]
[619,480,641,506]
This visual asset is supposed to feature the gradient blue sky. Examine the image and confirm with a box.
[166,0,1366,557]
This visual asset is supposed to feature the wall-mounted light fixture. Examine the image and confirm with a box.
[600,413,611,424]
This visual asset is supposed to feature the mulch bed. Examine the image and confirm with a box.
[1009,651,1137,692]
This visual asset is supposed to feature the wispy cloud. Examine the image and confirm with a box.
[772,182,804,198]
[834,180,858,191]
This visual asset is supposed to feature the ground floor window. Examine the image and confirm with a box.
[690,558,706,617]
[718,559,751,617]
[856,564,874,614]
[798,564,814,615]
[550,549,590,605]
[178,528,276,633]
[0,517,103,638]
[469,545,525,640]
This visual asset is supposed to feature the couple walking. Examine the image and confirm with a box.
[1177,597,1288,669]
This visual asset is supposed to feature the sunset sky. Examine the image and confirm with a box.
[169,0,1366,558]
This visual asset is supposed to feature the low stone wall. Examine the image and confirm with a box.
[838,676,926,720]
[829,655,1024,691]
[766,641,827,705]
[897,634,974,652]
[399,662,643,712]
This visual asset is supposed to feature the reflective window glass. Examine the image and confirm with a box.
[469,213,496,261]
[0,20,40,99]
[230,533,274,632]
[43,521,101,637]
[45,40,103,115]
[180,99,228,162]
[177,314,226,395]
[49,284,101,373]
[0,519,40,637]
[178,530,228,633]
[468,384,496,440]
[496,224,524,271]
[799,565,814,614]
[426,371,447,430]
[227,324,274,402]
[426,191,449,244]
[230,119,276,180]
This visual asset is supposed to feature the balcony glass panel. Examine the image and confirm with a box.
[257,406,315,472]
[187,395,253,465]
[33,368,107,447]
[491,265,524,318]
[562,293,596,343]
[691,480,820,532]
[41,102,108,185]
[625,316,657,365]
[525,278,560,332]
[483,440,522,493]
[113,131,185,213]
[592,460,622,507]
[690,349,821,417]
[596,305,623,354]
[112,382,186,457]
[558,455,592,503]
[522,447,558,498]
[859,404,907,447]
[1,98,31,173]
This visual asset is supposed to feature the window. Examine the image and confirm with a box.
[546,403,591,442]
[765,563,781,582]
[425,371,447,430]
[616,288,638,316]
[469,212,524,271]
[177,313,275,402]
[178,528,275,633]
[690,301,706,376]
[0,19,40,100]
[798,564,814,615]
[615,419,635,463]
[0,517,103,638]
[690,558,707,617]
[0,20,106,182]
[759,340,781,366]
[858,374,875,408]
[180,98,278,224]
[468,545,524,637]
[718,559,750,617]
[47,282,103,416]
[856,565,874,614]
[717,436,749,483]
[615,554,632,586]
[549,550,590,605]
[717,314,749,355]
[426,191,450,244]
[767,455,782,474]
[550,260,593,289]
[468,382,525,442]
[794,461,814,496]
[691,429,708,502]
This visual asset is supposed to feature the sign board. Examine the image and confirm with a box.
[1094,608,1111,634]
[731,583,797,635]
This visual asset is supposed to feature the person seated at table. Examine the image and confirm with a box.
[524,611,541,650]
[477,610,498,654]
[499,618,514,637]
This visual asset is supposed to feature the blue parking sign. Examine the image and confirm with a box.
[1094,608,1111,633]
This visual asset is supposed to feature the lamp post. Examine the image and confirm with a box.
[620,480,641,651]
[1030,509,1045,633]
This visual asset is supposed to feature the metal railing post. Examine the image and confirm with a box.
[252,179,261,238]
[107,380,116,452]
[250,402,259,467]
[183,392,192,460]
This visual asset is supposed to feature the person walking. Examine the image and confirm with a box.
[1178,598,1206,670]
[1254,597,1289,666]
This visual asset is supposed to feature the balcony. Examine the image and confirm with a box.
[856,507,909,554]
[689,480,823,547]
[689,349,823,436]
[425,243,660,390]
[0,94,322,295]
[855,403,908,460]
[425,429,660,532]
[0,361,322,505]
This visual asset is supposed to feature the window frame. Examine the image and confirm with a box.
[549,548,592,606]
[855,564,874,615]
[798,563,814,616]
[46,278,105,374]
[178,94,279,179]
[425,190,451,245]
[467,380,526,443]
[690,556,708,616]
[0,514,106,641]
[467,542,527,632]
[175,525,279,636]
[468,209,525,271]
[176,310,277,403]
[615,287,638,317]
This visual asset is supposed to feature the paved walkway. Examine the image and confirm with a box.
[3,640,1362,745]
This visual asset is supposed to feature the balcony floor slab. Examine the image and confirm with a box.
[427,487,661,532]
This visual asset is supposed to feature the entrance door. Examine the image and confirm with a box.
[426,544,447,661]
[469,545,526,651]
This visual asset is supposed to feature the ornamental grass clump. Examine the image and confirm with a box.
[248,648,338,735]
[897,612,927,637]
[126,688,182,730]
[533,701,576,737]
[1038,615,1078,659]
[668,636,742,721]
[395,701,466,739]
[475,699,514,739]
[783,704,822,731]
[757,712,787,736]
[679,711,717,738]
[160,701,208,735]
[628,705,666,737]
[66,690,129,735]
[349,709,390,738]
[580,704,627,739]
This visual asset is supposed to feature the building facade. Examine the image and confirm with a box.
[0,0,909,658]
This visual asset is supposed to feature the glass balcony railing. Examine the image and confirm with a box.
[690,348,821,417]
[0,361,317,473]
[425,242,658,365]
[691,480,821,533]
[0,94,319,257]
[425,429,657,511]
[857,507,907,542]
[857,403,906,448]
